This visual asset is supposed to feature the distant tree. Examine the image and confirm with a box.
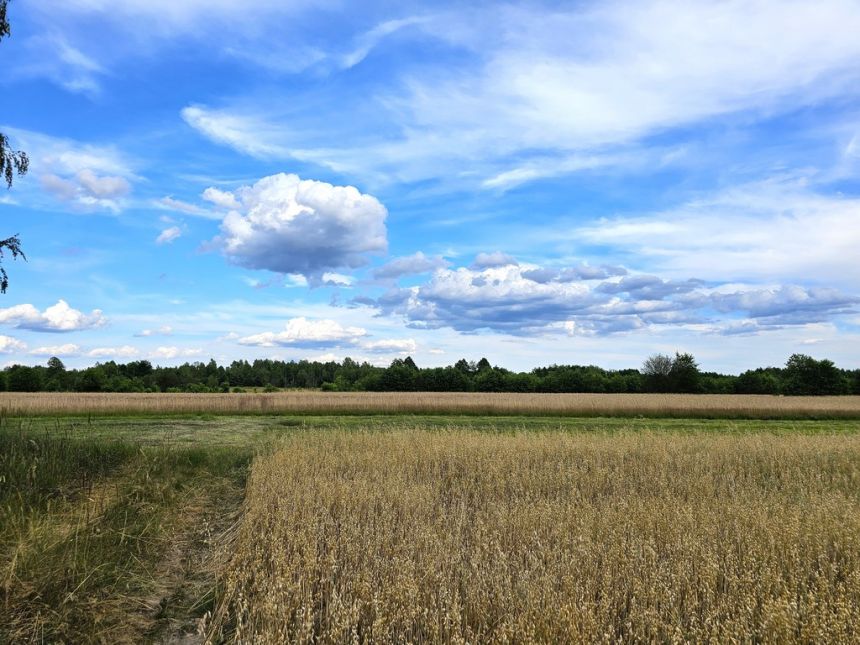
[381,358,417,391]
[669,352,701,393]
[735,368,781,395]
[46,356,65,374]
[7,365,42,391]
[782,354,846,395]
[642,353,674,392]
[476,357,492,372]
[454,358,473,374]
[0,1,28,293]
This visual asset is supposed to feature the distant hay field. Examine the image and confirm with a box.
[1,391,860,418]
[206,431,860,643]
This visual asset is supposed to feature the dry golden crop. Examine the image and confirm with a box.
[207,430,860,644]
[1,391,859,418]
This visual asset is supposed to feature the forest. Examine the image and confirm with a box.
[2,353,857,395]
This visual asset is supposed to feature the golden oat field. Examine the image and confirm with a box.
[206,430,860,644]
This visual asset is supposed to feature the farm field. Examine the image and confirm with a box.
[2,411,860,643]
[2,391,860,418]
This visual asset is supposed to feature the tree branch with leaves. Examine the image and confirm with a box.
[0,0,28,293]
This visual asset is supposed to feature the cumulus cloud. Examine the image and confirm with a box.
[156,226,182,245]
[213,173,387,279]
[359,259,859,337]
[0,335,27,353]
[321,272,353,287]
[373,252,449,279]
[202,186,241,210]
[237,317,367,348]
[470,251,518,269]
[41,170,130,211]
[88,345,139,358]
[4,127,134,211]
[30,344,81,357]
[0,300,106,332]
[522,264,627,283]
[710,286,858,322]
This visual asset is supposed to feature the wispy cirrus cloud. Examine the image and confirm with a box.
[573,177,860,287]
[180,1,860,187]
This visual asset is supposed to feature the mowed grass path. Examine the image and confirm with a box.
[2,414,860,643]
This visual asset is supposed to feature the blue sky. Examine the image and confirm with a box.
[1,0,859,373]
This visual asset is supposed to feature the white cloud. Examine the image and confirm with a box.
[397,1,860,159]
[88,345,139,358]
[30,344,81,357]
[363,260,858,336]
[156,226,182,245]
[216,173,387,278]
[0,300,106,332]
[202,186,241,210]
[237,316,367,348]
[7,34,106,95]
[471,251,518,269]
[179,1,860,187]
[360,338,418,354]
[339,16,429,69]
[374,252,448,279]
[135,325,173,337]
[575,177,860,286]
[321,272,353,287]
[150,346,203,360]
[156,196,218,219]
[4,128,134,211]
[284,274,309,288]
[181,107,290,158]
[0,335,27,353]
[41,170,130,211]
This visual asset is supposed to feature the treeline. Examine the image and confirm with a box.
[2,353,858,395]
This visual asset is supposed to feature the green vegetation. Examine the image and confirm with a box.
[3,352,859,395]
[0,422,250,642]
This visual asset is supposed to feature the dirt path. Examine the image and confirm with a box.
[140,480,245,644]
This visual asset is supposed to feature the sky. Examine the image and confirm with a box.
[1,0,859,374]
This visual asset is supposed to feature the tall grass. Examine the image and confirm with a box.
[208,430,860,643]
[2,391,860,418]
[0,426,250,643]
